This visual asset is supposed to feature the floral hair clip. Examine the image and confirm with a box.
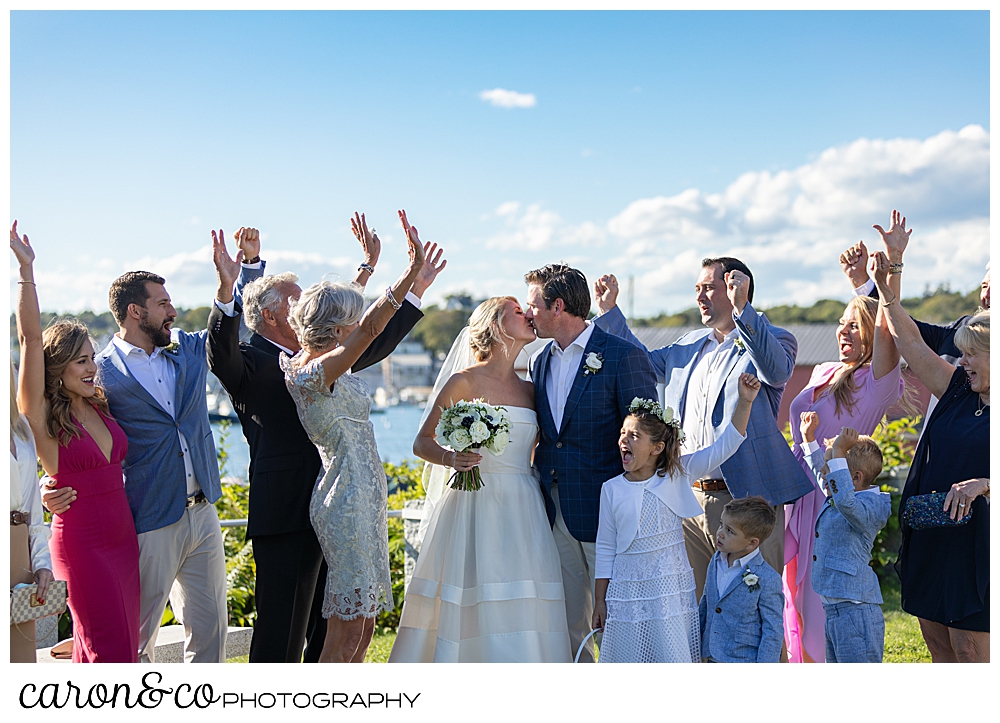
[628,397,685,443]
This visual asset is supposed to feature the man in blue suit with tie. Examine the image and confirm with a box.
[593,258,813,600]
[524,263,658,663]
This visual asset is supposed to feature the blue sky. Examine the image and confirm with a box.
[9,10,990,315]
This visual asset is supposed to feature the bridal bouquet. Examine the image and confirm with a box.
[435,399,511,491]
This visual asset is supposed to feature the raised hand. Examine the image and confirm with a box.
[594,274,619,314]
[799,411,820,443]
[737,373,761,402]
[9,221,35,268]
[411,242,447,298]
[869,251,892,298]
[212,228,244,304]
[398,209,426,272]
[831,427,859,457]
[872,210,911,263]
[725,270,751,315]
[351,212,380,268]
[839,240,869,289]
[234,226,260,262]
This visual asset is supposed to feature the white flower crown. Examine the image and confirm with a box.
[628,397,685,443]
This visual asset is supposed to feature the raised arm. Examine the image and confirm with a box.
[207,230,252,395]
[726,270,796,387]
[682,374,759,479]
[593,275,674,382]
[350,212,380,289]
[10,222,56,468]
[411,372,482,472]
[316,210,425,382]
[871,251,955,398]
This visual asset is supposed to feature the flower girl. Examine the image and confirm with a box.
[593,373,761,663]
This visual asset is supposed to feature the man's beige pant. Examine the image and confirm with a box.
[550,484,598,663]
[137,501,228,663]
[682,488,785,601]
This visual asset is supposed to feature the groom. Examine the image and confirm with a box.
[524,264,657,663]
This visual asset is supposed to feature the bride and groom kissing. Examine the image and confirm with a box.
[389,263,659,663]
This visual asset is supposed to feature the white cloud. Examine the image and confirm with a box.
[479,88,537,109]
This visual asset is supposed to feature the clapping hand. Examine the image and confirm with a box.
[799,411,820,444]
[351,212,380,268]
[725,270,751,315]
[872,210,911,263]
[593,274,619,314]
[212,229,244,304]
[839,240,869,289]
[10,221,35,268]
[412,242,447,299]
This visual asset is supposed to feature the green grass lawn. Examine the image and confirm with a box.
[231,576,930,663]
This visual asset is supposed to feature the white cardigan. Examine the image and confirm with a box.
[595,422,746,579]
[10,424,52,574]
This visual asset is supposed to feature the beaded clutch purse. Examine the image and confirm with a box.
[901,492,973,530]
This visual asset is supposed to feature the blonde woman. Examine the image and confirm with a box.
[389,295,572,663]
[11,222,140,663]
[10,362,53,663]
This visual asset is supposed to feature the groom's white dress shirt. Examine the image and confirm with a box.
[682,326,740,479]
[546,321,595,432]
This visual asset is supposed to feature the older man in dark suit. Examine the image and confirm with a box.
[207,221,446,663]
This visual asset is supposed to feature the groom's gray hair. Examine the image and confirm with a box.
[243,272,300,334]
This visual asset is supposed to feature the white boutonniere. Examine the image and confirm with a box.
[162,341,180,354]
[582,352,604,376]
[741,567,760,592]
[733,337,747,354]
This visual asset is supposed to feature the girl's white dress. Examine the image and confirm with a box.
[596,422,746,663]
[389,406,572,662]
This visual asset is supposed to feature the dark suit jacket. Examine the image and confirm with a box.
[530,324,658,543]
[206,301,423,540]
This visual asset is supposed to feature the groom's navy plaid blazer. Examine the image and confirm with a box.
[531,324,657,543]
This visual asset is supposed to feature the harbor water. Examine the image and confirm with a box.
[212,404,427,480]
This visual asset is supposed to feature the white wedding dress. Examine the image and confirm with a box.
[389,406,572,663]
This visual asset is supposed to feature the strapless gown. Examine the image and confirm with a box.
[389,406,571,662]
[49,410,140,663]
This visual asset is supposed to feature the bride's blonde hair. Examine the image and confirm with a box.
[468,296,518,362]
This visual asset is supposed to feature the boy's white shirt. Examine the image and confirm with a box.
[715,546,761,596]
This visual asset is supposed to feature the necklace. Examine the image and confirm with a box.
[975,394,988,417]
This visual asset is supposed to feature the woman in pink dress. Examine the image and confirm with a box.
[783,280,905,663]
[12,222,140,663]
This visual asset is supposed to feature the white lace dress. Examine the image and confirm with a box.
[280,353,393,621]
[599,480,700,663]
[389,407,571,663]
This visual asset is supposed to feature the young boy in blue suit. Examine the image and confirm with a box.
[800,419,891,663]
[698,496,784,662]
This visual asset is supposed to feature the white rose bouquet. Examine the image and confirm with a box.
[435,399,511,491]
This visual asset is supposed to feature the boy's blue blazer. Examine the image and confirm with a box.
[812,467,891,605]
[698,551,784,662]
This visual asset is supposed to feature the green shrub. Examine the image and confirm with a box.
[378,460,426,632]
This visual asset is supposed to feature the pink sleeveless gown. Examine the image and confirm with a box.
[49,409,140,663]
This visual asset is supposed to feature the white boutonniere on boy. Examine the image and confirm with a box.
[741,567,760,592]
[582,352,604,376]
[162,341,180,354]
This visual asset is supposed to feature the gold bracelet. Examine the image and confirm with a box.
[880,291,897,307]
[17,280,35,285]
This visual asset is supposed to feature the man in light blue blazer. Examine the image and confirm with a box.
[593,258,813,598]
[699,496,784,663]
[810,428,891,662]
[94,233,262,662]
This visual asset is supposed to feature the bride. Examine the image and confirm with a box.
[389,296,572,662]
